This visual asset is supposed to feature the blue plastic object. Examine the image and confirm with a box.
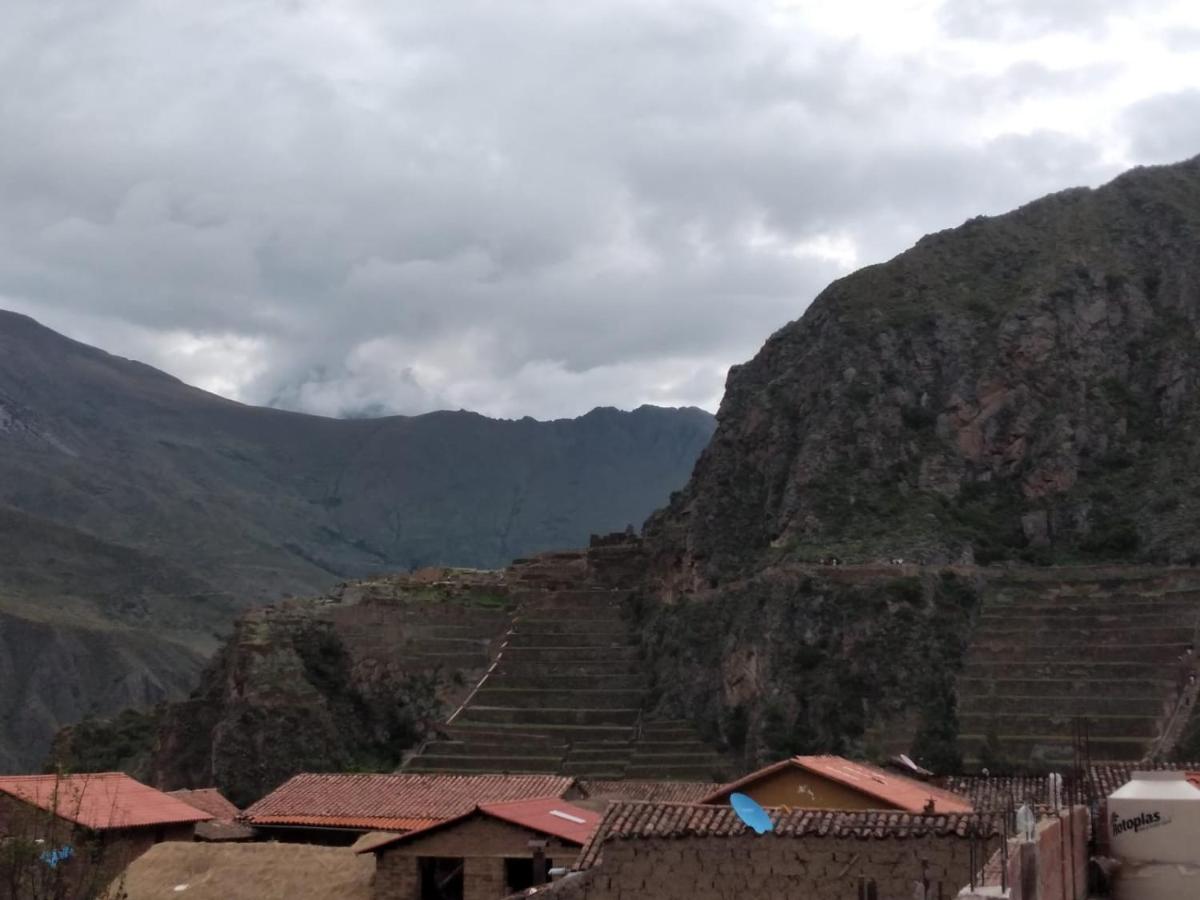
[730,792,774,834]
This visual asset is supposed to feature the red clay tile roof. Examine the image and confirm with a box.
[168,788,240,822]
[0,773,213,831]
[242,773,577,831]
[944,763,1200,812]
[702,755,973,814]
[362,797,600,854]
[576,801,1001,870]
[1089,762,1200,799]
[578,780,722,804]
[250,814,441,831]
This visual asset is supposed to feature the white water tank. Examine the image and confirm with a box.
[1109,771,1200,900]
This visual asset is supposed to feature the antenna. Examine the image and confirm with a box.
[730,792,774,834]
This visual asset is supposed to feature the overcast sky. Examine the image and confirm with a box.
[3,1,1199,420]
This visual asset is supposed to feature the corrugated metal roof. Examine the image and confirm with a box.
[576,801,1002,870]
[701,755,972,814]
[242,773,577,831]
[0,773,213,831]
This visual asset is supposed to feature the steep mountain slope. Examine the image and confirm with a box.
[0,312,714,769]
[0,507,219,771]
[647,156,1200,584]
[630,155,1200,772]
[0,311,715,595]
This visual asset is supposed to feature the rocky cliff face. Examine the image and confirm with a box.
[635,566,979,773]
[52,569,516,806]
[0,312,714,770]
[648,156,1200,584]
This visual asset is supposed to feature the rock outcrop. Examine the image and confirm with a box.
[648,156,1200,585]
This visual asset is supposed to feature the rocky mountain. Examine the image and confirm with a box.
[0,311,714,769]
[50,157,1200,787]
[633,155,1200,771]
[647,156,1200,585]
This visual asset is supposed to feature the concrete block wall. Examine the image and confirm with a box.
[959,807,1088,900]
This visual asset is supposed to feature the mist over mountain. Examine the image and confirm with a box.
[0,311,714,768]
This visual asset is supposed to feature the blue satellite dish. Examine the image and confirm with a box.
[730,792,774,834]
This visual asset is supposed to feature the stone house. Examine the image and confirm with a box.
[364,796,600,900]
[702,755,973,814]
[518,800,1002,900]
[240,772,579,845]
[0,772,212,885]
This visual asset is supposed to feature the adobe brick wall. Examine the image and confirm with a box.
[379,816,576,862]
[374,815,580,900]
[538,833,992,900]
[465,857,506,900]
[375,852,420,900]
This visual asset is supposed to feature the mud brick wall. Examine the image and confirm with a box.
[554,833,990,900]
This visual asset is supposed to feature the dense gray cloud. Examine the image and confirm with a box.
[1,0,1197,419]
[1123,91,1200,163]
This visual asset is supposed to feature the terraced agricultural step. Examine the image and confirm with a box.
[443,722,637,743]
[624,768,724,782]
[983,596,1196,611]
[957,713,1159,739]
[492,659,645,678]
[482,673,647,692]
[513,589,630,603]
[499,645,642,663]
[472,687,646,709]
[564,747,634,762]
[511,618,630,635]
[958,734,1149,763]
[631,740,719,754]
[459,706,641,727]
[410,754,564,773]
[958,678,1175,699]
[961,661,1168,680]
[629,752,723,767]
[979,614,1195,628]
[438,724,570,746]
[638,726,702,741]
[427,624,514,638]
[957,695,1168,716]
[967,643,1190,663]
[506,631,639,649]
[401,652,493,669]
[969,626,1194,645]
[422,738,570,756]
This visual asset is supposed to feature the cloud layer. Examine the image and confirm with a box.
[2,0,1198,418]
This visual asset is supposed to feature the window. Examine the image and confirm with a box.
[506,857,535,893]
[418,856,464,900]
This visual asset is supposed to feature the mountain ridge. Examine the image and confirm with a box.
[647,155,1200,585]
[0,312,714,769]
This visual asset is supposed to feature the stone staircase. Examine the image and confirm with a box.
[956,570,1200,768]
[404,546,728,780]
